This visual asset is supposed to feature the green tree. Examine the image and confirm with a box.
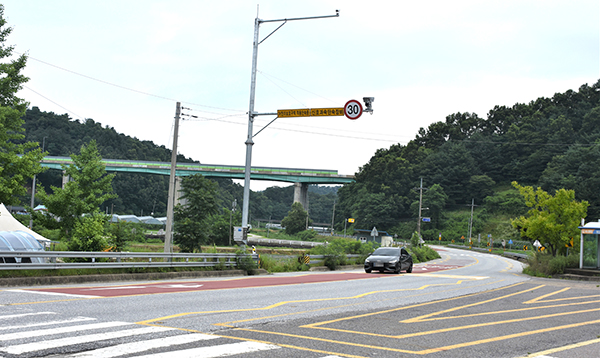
[511,182,588,256]
[0,6,45,205]
[67,214,111,254]
[36,140,117,239]
[282,202,311,235]
[173,174,219,252]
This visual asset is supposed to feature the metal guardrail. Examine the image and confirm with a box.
[242,237,325,248]
[0,251,259,270]
[303,254,362,265]
[447,244,529,261]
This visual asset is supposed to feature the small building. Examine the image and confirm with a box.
[354,229,392,245]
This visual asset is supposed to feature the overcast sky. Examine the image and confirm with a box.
[3,0,599,190]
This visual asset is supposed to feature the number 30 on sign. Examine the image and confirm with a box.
[344,100,363,120]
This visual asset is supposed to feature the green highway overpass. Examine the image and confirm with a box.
[40,156,354,185]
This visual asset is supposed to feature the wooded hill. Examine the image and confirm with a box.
[336,80,600,240]
[19,106,337,223]
[20,80,600,240]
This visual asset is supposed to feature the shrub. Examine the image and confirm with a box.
[409,245,440,263]
[296,230,319,241]
[235,250,258,275]
[307,238,375,270]
[259,255,307,273]
[525,252,580,276]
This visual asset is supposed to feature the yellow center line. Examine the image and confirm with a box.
[138,278,496,325]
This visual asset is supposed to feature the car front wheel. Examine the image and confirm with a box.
[365,269,372,273]
[406,264,413,273]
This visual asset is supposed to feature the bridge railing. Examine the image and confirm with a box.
[0,251,259,270]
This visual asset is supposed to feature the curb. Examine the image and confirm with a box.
[0,269,269,287]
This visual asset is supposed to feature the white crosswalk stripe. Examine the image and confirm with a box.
[0,312,283,357]
[0,321,132,341]
[134,341,280,358]
[1,326,173,355]
[68,332,219,358]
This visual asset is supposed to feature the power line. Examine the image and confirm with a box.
[23,86,85,120]
[17,52,245,113]
[257,70,339,105]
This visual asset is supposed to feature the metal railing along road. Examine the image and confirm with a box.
[0,251,259,270]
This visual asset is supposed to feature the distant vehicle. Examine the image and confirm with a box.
[364,247,413,274]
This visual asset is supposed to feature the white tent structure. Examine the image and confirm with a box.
[0,203,51,244]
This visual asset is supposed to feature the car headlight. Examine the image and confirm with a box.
[387,259,398,264]
[365,258,371,263]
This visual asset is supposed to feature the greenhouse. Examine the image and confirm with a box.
[0,230,45,263]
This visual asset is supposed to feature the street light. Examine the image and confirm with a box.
[240,9,340,244]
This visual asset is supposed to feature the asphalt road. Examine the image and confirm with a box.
[0,246,599,358]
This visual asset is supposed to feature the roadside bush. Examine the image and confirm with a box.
[409,245,440,263]
[524,252,580,276]
[259,254,308,273]
[308,238,374,270]
[296,230,319,241]
[235,249,258,275]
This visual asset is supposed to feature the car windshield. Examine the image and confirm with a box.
[372,248,399,256]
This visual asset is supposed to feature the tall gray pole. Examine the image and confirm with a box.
[417,178,424,238]
[240,10,339,244]
[29,137,46,229]
[468,198,474,240]
[164,102,181,253]
[241,17,261,243]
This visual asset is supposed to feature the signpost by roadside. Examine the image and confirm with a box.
[371,226,379,242]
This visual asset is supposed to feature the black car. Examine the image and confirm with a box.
[364,247,413,274]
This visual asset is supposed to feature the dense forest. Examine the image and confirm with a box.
[19,106,337,223]
[336,80,600,240]
[19,80,600,240]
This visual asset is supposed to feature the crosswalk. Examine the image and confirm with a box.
[0,312,345,358]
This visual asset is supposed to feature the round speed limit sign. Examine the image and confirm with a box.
[344,100,363,120]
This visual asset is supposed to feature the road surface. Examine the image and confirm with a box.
[1,246,598,357]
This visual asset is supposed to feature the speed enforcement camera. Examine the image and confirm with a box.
[363,97,374,114]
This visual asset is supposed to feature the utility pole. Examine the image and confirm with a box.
[416,178,427,238]
[164,102,181,254]
[241,9,340,244]
[30,137,46,229]
[330,199,336,235]
[467,198,478,241]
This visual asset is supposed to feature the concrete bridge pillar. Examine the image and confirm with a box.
[293,182,309,211]
[61,170,72,189]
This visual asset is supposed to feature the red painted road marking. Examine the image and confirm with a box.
[21,264,463,297]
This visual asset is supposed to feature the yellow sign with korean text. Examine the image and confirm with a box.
[277,108,344,118]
